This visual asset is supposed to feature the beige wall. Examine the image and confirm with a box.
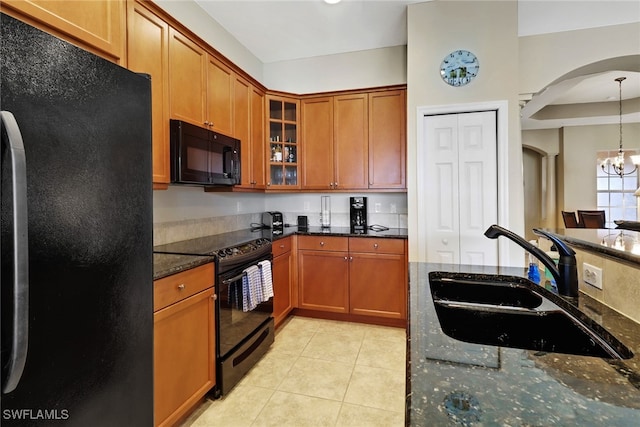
[406,0,523,262]
[263,46,407,94]
[153,0,264,82]
[560,123,640,216]
[575,248,640,324]
[519,22,640,95]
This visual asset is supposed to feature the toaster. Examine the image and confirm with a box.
[262,211,284,235]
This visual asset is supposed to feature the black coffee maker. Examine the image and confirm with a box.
[350,197,367,233]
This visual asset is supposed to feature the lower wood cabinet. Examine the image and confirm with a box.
[297,236,407,321]
[153,263,215,427]
[349,238,407,319]
[272,236,295,327]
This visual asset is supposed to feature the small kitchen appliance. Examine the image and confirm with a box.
[350,197,368,233]
[262,211,283,236]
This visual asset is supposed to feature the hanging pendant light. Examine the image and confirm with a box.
[601,76,639,177]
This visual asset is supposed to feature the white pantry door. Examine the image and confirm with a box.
[423,111,498,265]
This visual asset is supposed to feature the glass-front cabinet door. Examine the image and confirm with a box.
[267,95,299,189]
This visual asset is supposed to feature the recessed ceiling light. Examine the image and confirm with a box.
[324,0,342,4]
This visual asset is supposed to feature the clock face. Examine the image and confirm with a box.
[440,50,479,87]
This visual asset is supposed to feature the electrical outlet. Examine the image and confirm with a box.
[375,203,382,213]
[583,262,603,290]
[236,201,242,213]
[390,203,397,214]
[303,201,310,212]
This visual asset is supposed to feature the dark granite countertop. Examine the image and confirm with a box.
[407,262,640,426]
[153,227,408,279]
[153,253,214,280]
[277,225,408,240]
[543,228,640,266]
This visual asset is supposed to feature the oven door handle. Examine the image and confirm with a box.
[221,272,245,285]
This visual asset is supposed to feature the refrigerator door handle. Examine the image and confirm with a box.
[1,111,29,394]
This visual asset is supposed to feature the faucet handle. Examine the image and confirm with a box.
[532,228,575,257]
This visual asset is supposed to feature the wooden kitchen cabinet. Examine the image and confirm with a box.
[267,95,300,189]
[235,76,266,189]
[168,28,207,127]
[368,89,406,189]
[297,236,407,323]
[301,97,334,190]
[272,236,295,327]
[2,0,126,63]
[348,238,407,320]
[300,90,405,192]
[153,263,215,427]
[301,94,368,190]
[334,93,369,190]
[298,236,349,313]
[127,0,171,188]
[207,55,234,135]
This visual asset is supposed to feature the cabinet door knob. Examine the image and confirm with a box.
[279,244,285,248]
[344,256,348,261]
[320,241,325,247]
[373,243,379,249]
[442,239,448,245]
[177,284,185,290]
[213,294,217,300]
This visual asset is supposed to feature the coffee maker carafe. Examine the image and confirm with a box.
[350,197,367,233]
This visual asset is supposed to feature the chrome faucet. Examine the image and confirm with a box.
[484,225,579,302]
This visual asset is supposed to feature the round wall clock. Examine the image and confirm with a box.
[440,50,479,87]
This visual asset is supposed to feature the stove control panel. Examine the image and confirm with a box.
[216,238,271,259]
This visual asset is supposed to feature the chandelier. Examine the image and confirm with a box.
[600,76,639,177]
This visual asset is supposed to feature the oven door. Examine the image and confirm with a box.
[217,261,273,359]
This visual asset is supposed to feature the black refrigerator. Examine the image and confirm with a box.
[1,13,153,426]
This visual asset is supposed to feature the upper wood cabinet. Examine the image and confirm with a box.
[168,31,236,135]
[301,97,334,190]
[207,55,234,135]
[301,94,369,190]
[2,0,126,63]
[266,95,300,189]
[235,75,266,189]
[168,28,208,127]
[334,93,369,190]
[250,86,267,188]
[126,0,170,188]
[301,91,404,192]
[368,90,406,189]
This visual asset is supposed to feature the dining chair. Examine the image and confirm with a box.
[561,211,580,228]
[577,210,606,229]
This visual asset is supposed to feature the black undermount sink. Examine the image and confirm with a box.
[429,272,634,360]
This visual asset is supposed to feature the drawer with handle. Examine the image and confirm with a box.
[272,236,292,257]
[154,263,215,312]
[348,238,405,254]
[298,235,348,252]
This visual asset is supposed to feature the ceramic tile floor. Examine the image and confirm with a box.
[180,316,407,427]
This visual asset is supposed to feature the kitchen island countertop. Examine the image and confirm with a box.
[407,262,640,426]
[543,228,640,266]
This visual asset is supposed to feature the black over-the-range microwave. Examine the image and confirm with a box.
[170,119,241,186]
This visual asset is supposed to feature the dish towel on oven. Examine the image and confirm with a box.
[242,265,262,312]
[258,260,274,300]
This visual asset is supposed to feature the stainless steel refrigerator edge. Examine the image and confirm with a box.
[1,14,153,426]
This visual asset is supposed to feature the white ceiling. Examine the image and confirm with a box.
[193,0,640,130]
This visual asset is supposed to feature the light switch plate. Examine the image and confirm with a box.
[583,262,603,290]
